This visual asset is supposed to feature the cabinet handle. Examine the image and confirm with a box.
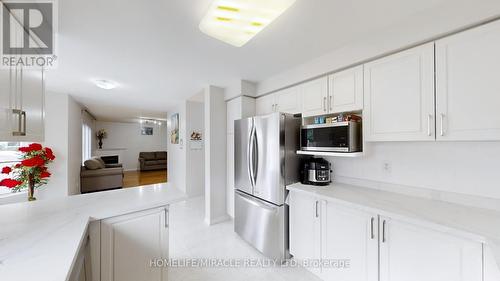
[382,220,386,243]
[315,201,319,218]
[440,113,445,136]
[12,109,26,136]
[329,96,333,111]
[21,110,26,135]
[323,97,326,112]
[370,217,375,239]
[427,114,432,136]
[164,208,169,228]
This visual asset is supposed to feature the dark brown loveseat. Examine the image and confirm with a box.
[139,151,167,171]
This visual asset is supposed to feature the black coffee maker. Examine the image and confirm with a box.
[300,157,332,186]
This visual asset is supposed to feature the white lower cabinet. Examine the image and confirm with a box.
[289,190,484,281]
[100,208,169,281]
[484,245,500,281]
[69,237,92,281]
[320,201,378,281]
[289,191,321,275]
[379,216,482,281]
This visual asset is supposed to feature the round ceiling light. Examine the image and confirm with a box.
[94,79,117,90]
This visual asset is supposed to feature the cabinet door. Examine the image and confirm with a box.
[484,245,500,281]
[288,191,321,275]
[0,69,12,139]
[301,77,328,117]
[19,68,45,142]
[320,202,378,281]
[436,20,500,141]
[364,43,435,141]
[226,98,242,134]
[329,66,364,113]
[255,94,275,116]
[379,216,482,281]
[275,87,301,114]
[101,208,169,281]
[226,133,235,217]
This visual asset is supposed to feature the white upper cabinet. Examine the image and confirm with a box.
[364,43,435,141]
[275,87,301,114]
[18,69,45,142]
[0,69,12,140]
[301,77,329,117]
[320,201,378,281]
[436,20,500,141]
[379,216,482,281]
[256,86,301,116]
[227,96,256,134]
[255,93,275,116]
[0,66,45,142]
[328,65,364,113]
[227,98,242,134]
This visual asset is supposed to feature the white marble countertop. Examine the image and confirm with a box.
[287,182,500,269]
[0,183,186,281]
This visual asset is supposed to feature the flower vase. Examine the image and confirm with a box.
[98,138,103,149]
[28,175,36,201]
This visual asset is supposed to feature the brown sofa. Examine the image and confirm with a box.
[139,151,167,171]
[81,157,124,193]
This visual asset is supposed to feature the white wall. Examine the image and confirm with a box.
[330,142,500,200]
[186,101,205,197]
[95,121,168,171]
[257,2,500,95]
[204,86,228,225]
[33,94,82,201]
[167,99,206,197]
[67,96,82,195]
[167,103,187,194]
[37,93,70,199]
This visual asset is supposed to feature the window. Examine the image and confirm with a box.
[0,142,25,196]
[82,123,92,164]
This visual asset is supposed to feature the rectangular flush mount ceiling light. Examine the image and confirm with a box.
[199,0,297,47]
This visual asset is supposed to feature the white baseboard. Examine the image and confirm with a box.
[204,214,230,226]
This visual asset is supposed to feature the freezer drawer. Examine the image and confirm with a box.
[234,190,288,260]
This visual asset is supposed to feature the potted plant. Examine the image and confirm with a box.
[96,129,107,149]
[0,143,56,201]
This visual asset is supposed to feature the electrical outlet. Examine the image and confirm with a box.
[382,161,392,174]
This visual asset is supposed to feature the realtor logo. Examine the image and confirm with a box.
[1,0,57,68]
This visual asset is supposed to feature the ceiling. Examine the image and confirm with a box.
[48,0,459,122]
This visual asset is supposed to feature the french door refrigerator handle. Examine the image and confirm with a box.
[248,122,256,189]
[235,190,277,211]
[253,128,258,187]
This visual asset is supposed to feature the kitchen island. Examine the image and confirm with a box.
[0,183,186,281]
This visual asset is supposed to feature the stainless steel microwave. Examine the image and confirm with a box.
[300,121,362,152]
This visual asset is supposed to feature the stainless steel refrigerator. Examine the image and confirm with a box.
[234,112,301,260]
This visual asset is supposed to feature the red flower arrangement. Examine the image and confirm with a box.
[0,143,56,201]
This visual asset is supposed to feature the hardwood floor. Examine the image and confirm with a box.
[123,170,168,188]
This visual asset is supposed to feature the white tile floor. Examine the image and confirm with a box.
[168,196,321,281]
